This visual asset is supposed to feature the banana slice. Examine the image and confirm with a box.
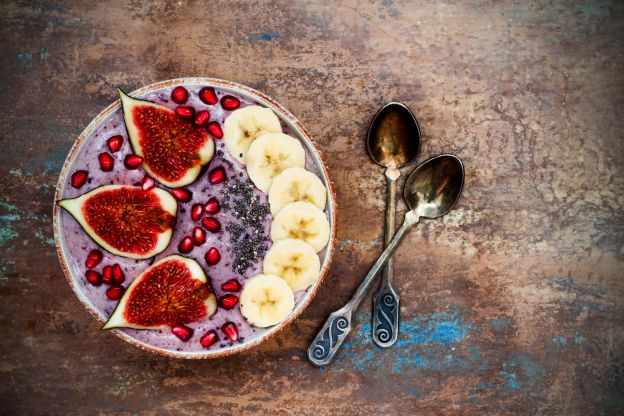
[239,274,295,328]
[223,106,282,164]
[270,201,330,252]
[263,239,320,292]
[268,167,327,215]
[245,133,306,193]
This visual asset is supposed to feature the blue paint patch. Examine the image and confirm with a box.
[34,230,55,246]
[499,353,544,390]
[544,277,604,317]
[333,309,477,375]
[491,317,511,332]
[0,201,21,246]
[245,32,281,42]
[551,336,568,346]
[499,370,519,389]
[550,332,585,348]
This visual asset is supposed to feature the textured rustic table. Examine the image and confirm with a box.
[1,1,623,415]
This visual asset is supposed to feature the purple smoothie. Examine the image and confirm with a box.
[58,84,327,353]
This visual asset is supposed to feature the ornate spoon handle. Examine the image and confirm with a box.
[372,283,400,347]
[308,210,419,366]
[307,307,353,367]
[372,167,400,347]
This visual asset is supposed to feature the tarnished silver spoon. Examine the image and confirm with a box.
[367,102,420,348]
[308,154,465,366]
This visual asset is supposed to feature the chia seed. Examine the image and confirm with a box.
[220,175,270,274]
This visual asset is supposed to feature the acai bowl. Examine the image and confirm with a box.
[53,78,336,358]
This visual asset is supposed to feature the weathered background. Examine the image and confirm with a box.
[1,0,623,414]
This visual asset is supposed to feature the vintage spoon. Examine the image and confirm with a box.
[308,154,465,366]
[367,102,420,348]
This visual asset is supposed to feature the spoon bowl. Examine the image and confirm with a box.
[367,102,420,169]
[404,154,464,219]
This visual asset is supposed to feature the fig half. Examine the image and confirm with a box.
[119,89,215,188]
[103,255,217,330]
[58,185,177,259]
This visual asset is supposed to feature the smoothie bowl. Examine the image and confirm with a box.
[53,78,336,358]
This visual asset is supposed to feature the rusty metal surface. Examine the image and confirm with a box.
[0,1,623,415]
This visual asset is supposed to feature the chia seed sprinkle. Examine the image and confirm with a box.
[220,176,270,274]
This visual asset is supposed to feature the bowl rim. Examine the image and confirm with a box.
[53,77,337,359]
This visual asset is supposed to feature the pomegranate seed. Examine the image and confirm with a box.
[171,188,192,202]
[112,264,125,284]
[205,247,220,265]
[221,279,241,292]
[200,330,219,348]
[102,265,114,285]
[71,170,88,188]
[220,95,240,111]
[191,204,204,221]
[141,176,155,191]
[107,135,123,153]
[175,106,195,119]
[98,152,114,171]
[208,166,227,184]
[124,154,143,169]
[221,322,239,341]
[85,249,103,269]
[85,270,102,286]
[205,197,220,214]
[201,217,221,233]
[178,236,194,254]
[171,324,193,342]
[192,226,206,245]
[171,86,189,104]
[194,110,210,127]
[106,285,124,300]
[206,121,223,139]
[219,294,239,310]
[198,87,218,105]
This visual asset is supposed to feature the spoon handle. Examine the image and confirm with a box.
[308,210,419,366]
[372,168,400,347]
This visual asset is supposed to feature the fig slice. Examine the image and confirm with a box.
[103,255,217,330]
[118,89,215,188]
[58,185,177,260]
